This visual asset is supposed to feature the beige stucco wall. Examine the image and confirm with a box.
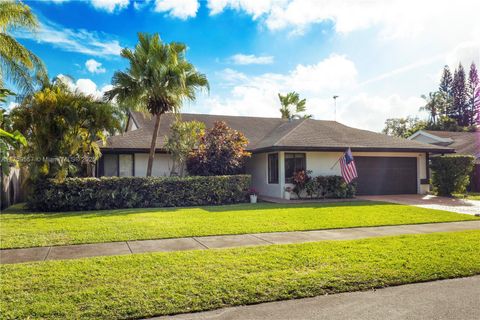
[250,151,429,199]
[245,153,283,198]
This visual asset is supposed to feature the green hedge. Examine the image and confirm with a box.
[430,155,475,196]
[293,172,356,199]
[27,175,251,212]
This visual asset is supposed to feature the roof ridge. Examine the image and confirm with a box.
[273,118,309,146]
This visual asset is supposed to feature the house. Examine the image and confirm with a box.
[408,130,480,191]
[97,112,453,198]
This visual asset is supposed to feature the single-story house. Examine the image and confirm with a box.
[97,112,453,198]
[408,130,480,191]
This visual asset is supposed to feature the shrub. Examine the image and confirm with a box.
[324,176,356,198]
[430,155,475,196]
[27,175,251,212]
[291,172,356,199]
[292,170,312,199]
[186,121,251,176]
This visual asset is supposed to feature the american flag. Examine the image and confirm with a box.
[340,148,358,184]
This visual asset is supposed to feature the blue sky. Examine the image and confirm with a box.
[6,0,480,131]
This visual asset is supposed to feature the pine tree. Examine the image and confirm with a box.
[467,62,479,126]
[439,65,453,116]
[451,63,468,126]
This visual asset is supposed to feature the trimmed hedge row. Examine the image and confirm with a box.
[28,175,251,212]
[430,155,475,196]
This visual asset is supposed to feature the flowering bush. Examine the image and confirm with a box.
[292,170,312,199]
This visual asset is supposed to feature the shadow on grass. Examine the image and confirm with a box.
[1,201,395,220]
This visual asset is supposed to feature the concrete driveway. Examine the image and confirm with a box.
[151,276,480,320]
[357,194,480,215]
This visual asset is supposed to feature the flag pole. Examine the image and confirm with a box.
[330,157,341,170]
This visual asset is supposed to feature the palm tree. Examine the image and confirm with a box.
[420,91,449,124]
[105,33,209,177]
[0,0,46,93]
[278,91,312,120]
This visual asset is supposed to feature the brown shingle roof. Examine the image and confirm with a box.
[423,130,479,162]
[99,112,453,153]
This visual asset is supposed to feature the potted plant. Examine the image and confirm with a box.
[248,188,258,203]
[284,186,292,200]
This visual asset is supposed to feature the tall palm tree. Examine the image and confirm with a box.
[278,91,311,120]
[105,33,209,177]
[420,91,449,124]
[0,0,46,93]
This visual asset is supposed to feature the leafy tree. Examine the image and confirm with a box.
[452,63,468,126]
[467,62,479,126]
[382,116,427,138]
[0,99,26,175]
[278,91,312,120]
[439,65,453,99]
[164,119,204,177]
[105,33,209,177]
[186,121,251,176]
[10,77,122,180]
[0,0,46,93]
[420,91,449,124]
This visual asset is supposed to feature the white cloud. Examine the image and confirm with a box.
[154,0,199,19]
[15,19,123,57]
[202,54,426,131]
[91,0,130,13]
[57,75,111,100]
[446,42,480,68]
[230,54,274,65]
[207,0,480,41]
[4,101,19,112]
[203,54,357,118]
[335,94,425,131]
[85,59,106,74]
[208,0,280,18]
[134,0,152,10]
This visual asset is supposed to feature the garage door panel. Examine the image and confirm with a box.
[355,157,417,195]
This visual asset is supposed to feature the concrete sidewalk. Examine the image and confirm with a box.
[1,220,480,264]
[150,276,480,320]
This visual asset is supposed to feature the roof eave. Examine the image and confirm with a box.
[250,146,455,154]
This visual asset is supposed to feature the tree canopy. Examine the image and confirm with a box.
[105,33,209,176]
[278,91,312,120]
[164,119,205,177]
[383,62,479,137]
[186,121,251,176]
[10,77,122,180]
[0,0,46,93]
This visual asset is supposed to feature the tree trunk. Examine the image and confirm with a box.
[146,113,162,177]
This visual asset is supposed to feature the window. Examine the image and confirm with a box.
[284,153,306,183]
[102,154,134,177]
[103,154,118,177]
[119,154,134,177]
[268,153,279,184]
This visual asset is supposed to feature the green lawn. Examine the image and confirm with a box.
[1,230,479,319]
[454,192,480,200]
[1,201,478,249]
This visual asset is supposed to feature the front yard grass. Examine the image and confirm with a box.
[1,230,479,319]
[1,201,478,249]
[454,192,480,200]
